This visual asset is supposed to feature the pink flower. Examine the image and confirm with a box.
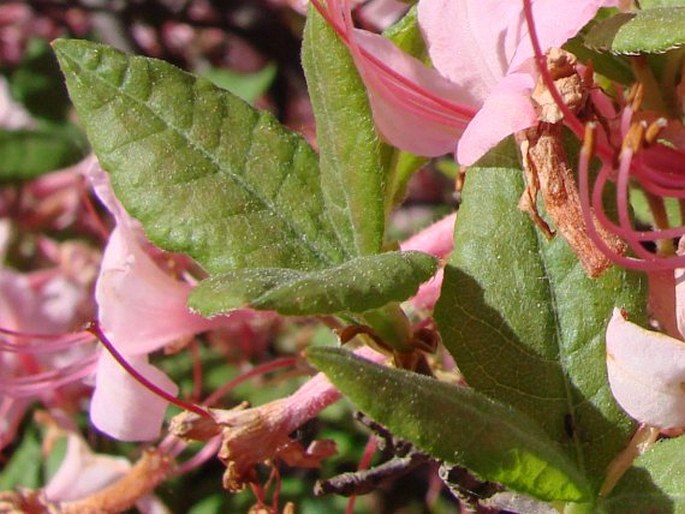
[606,307,685,428]
[607,255,685,428]
[170,346,387,491]
[312,0,619,165]
[0,266,97,450]
[86,163,232,441]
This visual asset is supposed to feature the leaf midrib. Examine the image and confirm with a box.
[534,229,587,475]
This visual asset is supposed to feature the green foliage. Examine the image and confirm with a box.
[307,346,592,503]
[639,0,685,8]
[604,437,685,513]
[434,140,645,491]
[0,124,88,180]
[54,38,346,274]
[189,251,437,316]
[302,6,387,255]
[202,63,277,105]
[10,39,72,122]
[0,425,42,490]
[585,8,685,54]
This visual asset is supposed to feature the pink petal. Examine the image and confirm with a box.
[606,308,685,428]
[350,29,472,156]
[45,432,130,501]
[674,261,685,339]
[400,214,455,312]
[456,72,538,166]
[90,352,178,441]
[85,157,140,231]
[418,0,520,101]
[507,0,623,72]
[314,0,474,157]
[400,213,455,257]
[96,226,219,355]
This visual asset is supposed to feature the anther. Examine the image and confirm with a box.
[630,83,644,112]
[623,121,647,153]
[644,118,667,146]
[582,122,597,158]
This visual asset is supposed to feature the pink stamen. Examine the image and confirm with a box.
[0,330,94,354]
[86,321,212,420]
[579,124,685,270]
[1,354,98,397]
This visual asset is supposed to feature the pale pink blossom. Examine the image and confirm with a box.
[87,161,263,441]
[40,424,172,513]
[607,247,685,428]
[313,0,619,165]
[0,267,97,450]
[606,307,685,428]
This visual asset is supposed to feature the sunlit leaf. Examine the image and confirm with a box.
[54,38,347,274]
[307,346,592,502]
[189,251,437,316]
[585,8,685,54]
[302,6,387,255]
[434,139,645,491]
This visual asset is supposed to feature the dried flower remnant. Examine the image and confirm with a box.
[171,346,387,492]
[518,123,626,277]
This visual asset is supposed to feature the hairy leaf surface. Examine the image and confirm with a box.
[302,6,387,255]
[434,141,645,490]
[54,39,346,274]
[307,346,592,502]
[190,251,436,316]
[585,8,685,54]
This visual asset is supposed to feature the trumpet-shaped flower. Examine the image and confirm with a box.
[86,161,236,441]
[312,0,620,165]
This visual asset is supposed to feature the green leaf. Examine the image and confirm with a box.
[585,8,685,54]
[189,250,437,316]
[383,6,426,61]
[53,38,346,274]
[202,64,277,105]
[10,38,72,122]
[604,437,685,513]
[434,139,645,491]
[0,125,88,180]
[0,425,42,489]
[302,6,387,255]
[307,346,592,503]
[640,0,685,8]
